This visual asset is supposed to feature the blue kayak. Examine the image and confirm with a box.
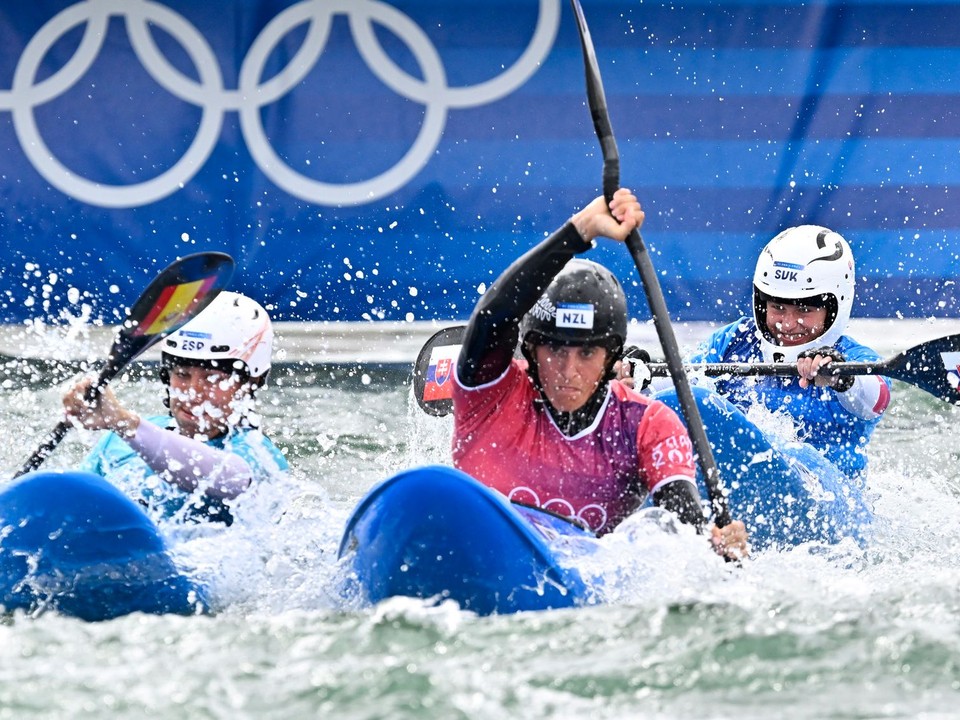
[338,465,598,615]
[0,470,207,621]
[338,391,872,613]
[654,386,872,551]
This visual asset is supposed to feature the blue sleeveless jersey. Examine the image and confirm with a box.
[79,415,289,524]
[688,318,887,480]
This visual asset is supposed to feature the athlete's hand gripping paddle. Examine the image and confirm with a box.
[646,335,960,405]
[15,252,235,478]
[567,0,731,526]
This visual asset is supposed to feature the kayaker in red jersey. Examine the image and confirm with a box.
[451,188,748,559]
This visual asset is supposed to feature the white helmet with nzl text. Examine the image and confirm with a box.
[161,291,273,379]
[752,225,855,362]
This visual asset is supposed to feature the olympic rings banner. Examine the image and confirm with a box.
[1,0,958,325]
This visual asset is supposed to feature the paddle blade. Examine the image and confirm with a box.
[884,333,960,405]
[100,252,235,384]
[412,325,465,417]
[15,251,234,478]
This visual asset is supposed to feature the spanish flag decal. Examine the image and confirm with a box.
[133,275,218,337]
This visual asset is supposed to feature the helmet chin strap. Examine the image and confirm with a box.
[602,344,621,381]
[537,379,611,437]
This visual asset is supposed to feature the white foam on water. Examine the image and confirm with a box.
[3,325,960,718]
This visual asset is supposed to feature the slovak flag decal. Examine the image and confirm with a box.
[423,344,461,401]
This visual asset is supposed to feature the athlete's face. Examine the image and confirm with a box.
[765,300,828,347]
[166,365,248,439]
[534,343,609,413]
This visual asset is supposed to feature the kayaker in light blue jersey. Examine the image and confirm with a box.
[63,291,289,525]
[660,226,890,481]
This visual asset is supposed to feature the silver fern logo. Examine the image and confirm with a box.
[528,296,555,323]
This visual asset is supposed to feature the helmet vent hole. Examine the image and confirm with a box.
[211,345,230,352]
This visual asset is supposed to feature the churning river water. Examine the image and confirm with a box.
[1,322,960,720]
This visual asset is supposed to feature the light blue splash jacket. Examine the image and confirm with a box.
[79,415,289,524]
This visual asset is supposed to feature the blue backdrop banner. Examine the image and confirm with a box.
[1,0,957,325]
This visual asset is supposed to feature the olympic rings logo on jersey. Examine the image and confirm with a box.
[0,0,561,208]
[507,486,608,532]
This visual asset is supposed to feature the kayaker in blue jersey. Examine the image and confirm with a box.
[640,226,890,482]
[62,291,289,525]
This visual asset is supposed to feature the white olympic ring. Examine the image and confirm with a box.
[542,497,576,518]
[0,0,561,208]
[508,486,609,531]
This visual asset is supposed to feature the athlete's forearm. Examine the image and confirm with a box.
[836,375,890,420]
[127,420,253,499]
[651,478,706,531]
[458,222,592,386]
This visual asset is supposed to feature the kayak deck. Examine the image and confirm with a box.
[0,470,207,621]
[338,465,597,615]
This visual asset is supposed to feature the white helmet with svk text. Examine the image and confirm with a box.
[752,225,855,362]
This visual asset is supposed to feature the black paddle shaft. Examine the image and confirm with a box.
[569,0,730,526]
[646,332,960,406]
[416,329,960,413]
[624,233,730,525]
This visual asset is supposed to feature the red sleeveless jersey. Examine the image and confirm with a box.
[452,360,696,535]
